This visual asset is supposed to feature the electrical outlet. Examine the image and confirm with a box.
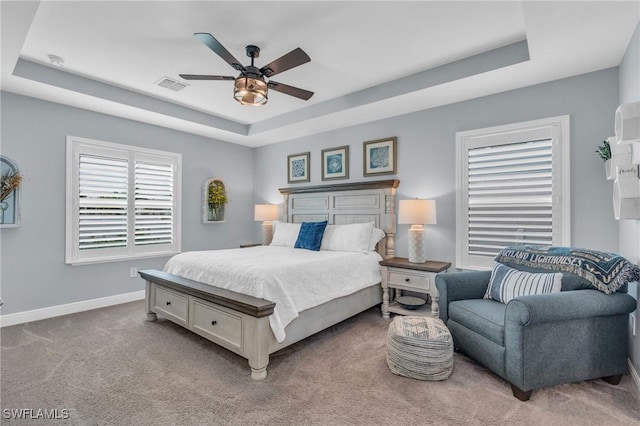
[129,267,138,278]
[631,314,637,337]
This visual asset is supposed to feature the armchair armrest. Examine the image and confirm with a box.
[505,290,637,326]
[435,271,491,322]
[504,289,636,392]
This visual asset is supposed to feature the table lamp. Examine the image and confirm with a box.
[254,204,279,245]
[398,199,436,263]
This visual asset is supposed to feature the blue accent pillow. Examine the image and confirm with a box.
[294,221,328,251]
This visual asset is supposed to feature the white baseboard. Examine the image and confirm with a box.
[629,358,640,399]
[0,290,145,327]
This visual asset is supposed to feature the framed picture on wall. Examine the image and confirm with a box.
[321,145,349,181]
[363,137,397,176]
[287,152,310,183]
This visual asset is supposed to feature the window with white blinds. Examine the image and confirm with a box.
[78,154,128,251]
[134,161,175,247]
[66,136,181,264]
[456,116,570,270]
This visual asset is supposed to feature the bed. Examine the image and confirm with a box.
[140,179,399,380]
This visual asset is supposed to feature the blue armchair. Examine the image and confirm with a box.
[436,269,637,401]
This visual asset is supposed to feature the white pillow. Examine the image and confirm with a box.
[320,222,374,253]
[368,228,386,251]
[270,222,301,247]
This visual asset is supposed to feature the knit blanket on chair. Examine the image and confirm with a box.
[495,245,640,294]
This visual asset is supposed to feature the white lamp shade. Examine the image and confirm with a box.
[254,204,279,222]
[398,199,437,225]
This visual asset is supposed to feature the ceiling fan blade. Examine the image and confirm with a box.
[179,74,236,81]
[260,48,310,78]
[268,81,314,100]
[193,33,245,72]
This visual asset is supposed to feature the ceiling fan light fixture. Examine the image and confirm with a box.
[182,34,313,105]
[234,76,268,106]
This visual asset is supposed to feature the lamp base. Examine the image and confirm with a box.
[407,225,426,263]
[261,222,274,245]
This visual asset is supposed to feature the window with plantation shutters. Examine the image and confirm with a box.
[134,159,174,248]
[78,154,128,251]
[456,116,570,270]
[66,136,181,264]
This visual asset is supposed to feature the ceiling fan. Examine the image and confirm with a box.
[179,33,314,106]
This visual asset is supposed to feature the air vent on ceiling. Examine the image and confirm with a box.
[47,54,65,67]
[155,76,189,92]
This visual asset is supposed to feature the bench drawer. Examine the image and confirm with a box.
[152,286,188,326]
[190,299,243,352]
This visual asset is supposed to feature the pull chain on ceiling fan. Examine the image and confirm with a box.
[179,33,314,106]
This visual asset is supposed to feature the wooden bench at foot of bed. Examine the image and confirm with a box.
[140,269,275,380]
[141,268,383,381]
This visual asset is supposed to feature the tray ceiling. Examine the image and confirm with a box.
[1,1,638,147]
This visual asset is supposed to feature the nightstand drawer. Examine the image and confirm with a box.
[152,285,188,326]
[388,269,430,291]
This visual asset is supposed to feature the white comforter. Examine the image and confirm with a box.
[163,246,382,343]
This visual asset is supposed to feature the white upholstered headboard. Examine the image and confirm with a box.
[278,179,399,259]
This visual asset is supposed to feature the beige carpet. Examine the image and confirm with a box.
[1,301,639,425]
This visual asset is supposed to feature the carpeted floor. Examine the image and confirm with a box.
[1,301,639,425]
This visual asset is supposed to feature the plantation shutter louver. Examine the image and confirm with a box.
[134,160,174,247]
[467,138,553,258]
[78,154,128,250]
[67,136,181,265]
[456,116,569,270]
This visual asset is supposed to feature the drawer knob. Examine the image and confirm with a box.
[166,301,171,306]
[405,278,410,282]
[211,320,217,326]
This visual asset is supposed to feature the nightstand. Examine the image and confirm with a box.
[379,257,451,319]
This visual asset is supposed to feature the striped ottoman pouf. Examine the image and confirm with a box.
[386,316,453,380]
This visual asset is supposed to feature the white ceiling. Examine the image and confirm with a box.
[1,1,639,147]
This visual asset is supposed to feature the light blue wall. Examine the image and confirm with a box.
[618,22,640,378]
[0,92,254,315]
[0,56,632,351]
[254,68,620,264]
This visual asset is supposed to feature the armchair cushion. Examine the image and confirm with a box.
[449,299,506,346]
[435,271,491,323]
[484,262,562,304]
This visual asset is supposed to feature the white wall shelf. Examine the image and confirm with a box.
[606,136,633,180]
[610,103,640,219]
[613,165,640,220]
[614,102,640,166]
[615,102,640,145]
[631,143,640,165]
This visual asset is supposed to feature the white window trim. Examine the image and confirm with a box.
[455,115,570,270]
[66,135,182,265]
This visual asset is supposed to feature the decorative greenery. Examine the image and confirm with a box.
[595,139,611,161]
[207,181,228,207]
[0,170,22,202]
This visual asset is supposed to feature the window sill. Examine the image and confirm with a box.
[67,250,180,266]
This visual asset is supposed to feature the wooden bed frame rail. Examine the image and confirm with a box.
[140,269,275,318]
